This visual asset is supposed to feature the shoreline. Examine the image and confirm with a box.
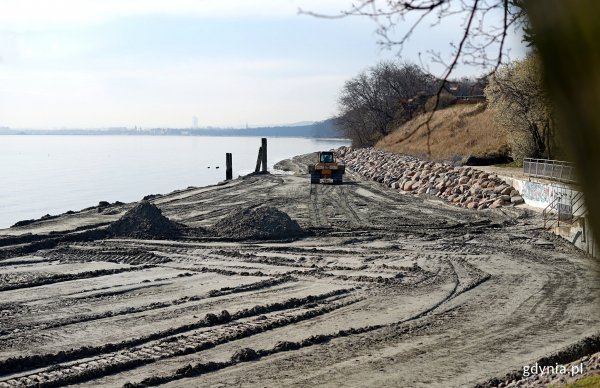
[0,152,598,387]
[0,136,350,230]
[1,150,318,235]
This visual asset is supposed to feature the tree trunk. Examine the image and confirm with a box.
[526,0,600,249]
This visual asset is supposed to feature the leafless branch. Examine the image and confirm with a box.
[393,0,480,156]
[303,0,526,157]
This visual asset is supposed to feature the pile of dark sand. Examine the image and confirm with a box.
[108,201,182,239]
[213,206,305,240]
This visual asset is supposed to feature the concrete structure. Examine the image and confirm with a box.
[486,170,597,258]
[553,216,598,258]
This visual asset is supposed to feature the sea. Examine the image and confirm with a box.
[0,135,350,229]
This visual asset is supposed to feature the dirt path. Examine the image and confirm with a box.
[0,159,598,387]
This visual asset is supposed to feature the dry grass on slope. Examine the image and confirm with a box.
[376,104,508,161]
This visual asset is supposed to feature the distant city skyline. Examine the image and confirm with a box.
[0,0,527,129]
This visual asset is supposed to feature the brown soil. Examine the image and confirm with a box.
[377,104,508,161]
[0,153,598,387]
[108,200,183,239]
[213,206,305,240]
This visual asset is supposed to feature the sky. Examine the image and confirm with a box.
[0,0,528,129]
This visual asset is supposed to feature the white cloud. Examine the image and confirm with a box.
[0,0,353,31]
[0,57,348,128]
[0,0,375,128]
[0,0,527,128]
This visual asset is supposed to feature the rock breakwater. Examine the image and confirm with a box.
[337,147,524,210]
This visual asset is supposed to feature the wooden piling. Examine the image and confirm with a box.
[225,153,232,180]
[261,138,267,173]
[255,147,263,173]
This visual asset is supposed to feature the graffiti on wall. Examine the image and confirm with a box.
[521,181,575,206]
[521,181,556,204]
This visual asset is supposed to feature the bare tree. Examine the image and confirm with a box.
[302,0,527,153]
[306,0,600,254]
[338,61,436,146]
[484,55,555,159]
[524,0,600,248]
[303,1,527,73]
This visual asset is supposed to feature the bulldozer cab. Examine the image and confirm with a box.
[319,152,334,163]
[309,151,345,184]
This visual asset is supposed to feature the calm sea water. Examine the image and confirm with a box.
[0,135,350,228]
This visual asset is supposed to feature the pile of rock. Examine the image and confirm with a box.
[213,206,305,240]
[108,201,183,239]
[337,147,524,210]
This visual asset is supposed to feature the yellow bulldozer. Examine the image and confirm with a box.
[308,151,345,184]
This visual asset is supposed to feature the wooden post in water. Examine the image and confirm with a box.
[255,147,263,173]
[225,153,232,180]
[261,138,267,173]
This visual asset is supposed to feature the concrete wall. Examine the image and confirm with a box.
[499,176,586,215]
[506,178,551,208]
[498,174,596,258]
[553,217,598,258]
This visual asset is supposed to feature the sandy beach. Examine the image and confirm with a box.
[0,153,598,387]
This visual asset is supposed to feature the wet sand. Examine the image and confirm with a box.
[0,153,598,387]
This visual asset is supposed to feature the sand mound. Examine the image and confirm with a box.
[273,152,318,175]
[213,206,305,240]
[108,201,182,239]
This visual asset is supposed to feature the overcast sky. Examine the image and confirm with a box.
[0,0,527,129]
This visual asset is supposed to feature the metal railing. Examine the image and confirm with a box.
[455,94,485,100]
[571,191,587,217]
[543,190,588,229]
[523,158,577,183]
[543,195,562,229]
[454,95,486,104]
